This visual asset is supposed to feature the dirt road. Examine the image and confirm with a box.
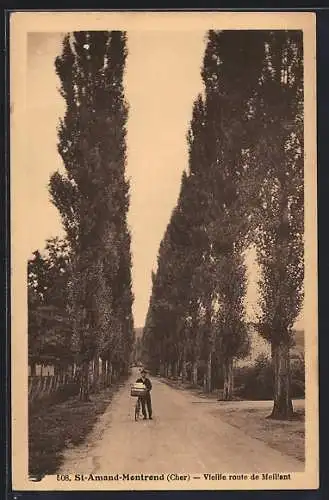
[60,368,304,474]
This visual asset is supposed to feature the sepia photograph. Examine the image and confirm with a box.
[10,11,318,491]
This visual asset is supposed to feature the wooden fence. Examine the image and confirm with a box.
[28,373,75,403]
[28,361,124,405]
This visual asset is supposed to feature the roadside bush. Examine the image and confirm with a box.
[234,353,305,400]
[290,354,305,398]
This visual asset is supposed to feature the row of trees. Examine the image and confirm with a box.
[142,30,304,419]
[28,31,135,400]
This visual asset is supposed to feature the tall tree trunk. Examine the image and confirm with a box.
[206,351,212,393]
[108,361,113,386]
[222,357,234,401]
[79,360,91,401]
[105,360,109,386]
[112,362,117,382]
[192,360,198,386]
[203,353,212,392]
[172,360,178,379]
[204,301,213,393]
[269,341,293,419]
[103,359,107,387]
[181,358,187,383]
[93,354,100,392]
[99,358,103,386]
[90,359,94,388]
[178,358,182,379]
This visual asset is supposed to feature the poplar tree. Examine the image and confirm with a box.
[198,30,266,398]
[50,31,133,399]
[254,31,304,419]
[143,31,303,414]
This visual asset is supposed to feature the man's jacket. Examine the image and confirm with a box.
[136,377,152,392]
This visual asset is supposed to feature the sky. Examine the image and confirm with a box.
[26,31,303,329]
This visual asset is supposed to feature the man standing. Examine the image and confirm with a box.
[136,369,152,420]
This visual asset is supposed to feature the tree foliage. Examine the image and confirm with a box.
[143,31,267,392]
[28,237,73,368]
[44,32,134,396]
[252,31,304,418]
[142,30,304,415]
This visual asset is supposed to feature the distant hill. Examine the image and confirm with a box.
[237,327,304,367]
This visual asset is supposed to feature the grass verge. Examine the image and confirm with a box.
[211,406,305,463]
[161,376,305,463]
[29,382,123,478]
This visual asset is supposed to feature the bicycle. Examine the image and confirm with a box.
[134,396,142,421]
[130,383,147,421]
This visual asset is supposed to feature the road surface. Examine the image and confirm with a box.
[60,368,304,474]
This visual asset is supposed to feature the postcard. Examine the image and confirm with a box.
[10,10,318,491]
